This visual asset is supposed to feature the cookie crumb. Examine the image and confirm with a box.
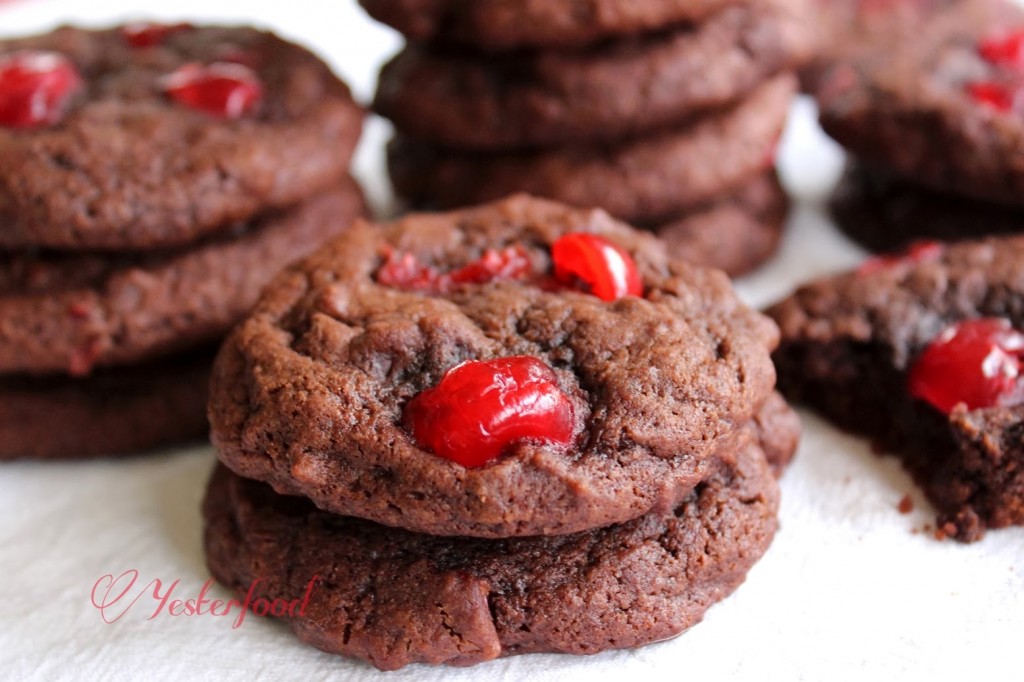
[898,494,914,514]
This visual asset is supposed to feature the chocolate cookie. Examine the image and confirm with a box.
[203,420,788,670]
[0,25,362,251]
[816,1,1024,205]
[767,237,1024,541]
[801,0,962,92]
[388,74,794,223]
[209,195,781,538]
[0,349,211,459]
[374,1,811,150]
[831,163,1024,252]
[0,178,365,376]
[359,0,743,52]
[650,171,788,277]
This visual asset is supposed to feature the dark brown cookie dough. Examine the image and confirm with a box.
[388,74,795,223]
[209,195,782,538]
[767,237,1024,541]
[650,171,788,277]
[359,0,744,52]
[831,162,1024,252]
[203,424,786,671]
[0,25,363,251]
[816,1,1024,205]
[374,1,811,150]
[0,349,212,460]
[0,178,365,376]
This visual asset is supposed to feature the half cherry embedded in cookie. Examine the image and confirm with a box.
[0,51,81,128]
[404,356,575,468]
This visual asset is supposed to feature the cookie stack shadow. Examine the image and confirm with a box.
[0,25,365,459]
[362,0,813,276]
[202,195,802,670]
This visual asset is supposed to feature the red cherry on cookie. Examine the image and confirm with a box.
[0,51,82,128]
[403,356,575,468]
[376,250,440,291]
[966,81,1019,112]
[448,246,532,286]
[121,22,193,48]
[377,246,532,292]
[908,318,1024,414]
[857,241,943,276]
[162,62,262,119]
[978,29,1024,68]
[551,233,643,301]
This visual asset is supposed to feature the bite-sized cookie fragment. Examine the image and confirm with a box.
[0,25,363,251]
[816,1,1024,205]
[650,171,788,277]
[358,0,744,52]
[767,237,1024,540]
[208,195,782,538]
[831,163,1024,252]
[374,1,811,150]
[0,349,212,459]
[0,178,365,376]
[203,422,788,670]
[388,74,795,223]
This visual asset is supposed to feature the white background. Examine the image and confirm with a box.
[0,1,1020,680]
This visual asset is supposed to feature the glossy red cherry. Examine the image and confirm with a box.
[162,62,262,119]
[551,233,643,301]
[908,318,1024,414]
[377,246,532,292]
[966,80,1019,112]
[978,29,1024,68]
[121,22,193,48]
[0,51,82,128]
[403,356,575,468]
[857,241,943,276]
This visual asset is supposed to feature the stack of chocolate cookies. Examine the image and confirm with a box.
[361,0,813,276]
[816,0,1024,251]
[0,24,364,459]
[203,195,801,670]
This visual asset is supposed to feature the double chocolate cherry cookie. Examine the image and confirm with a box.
[770,238,1024,541]
[205,196,800,668]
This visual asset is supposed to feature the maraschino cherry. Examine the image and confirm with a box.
[966,81,1020,112]
[968,29,1024,112]
[162,62,262,119]
[551,233,643,301]
[978,29,1024,68]
[857,241,943,276]
[403,356,575,468]
[908,318,1024,414]
[377,246,531,293]
[0,51,82,128]
[121,22,193,48]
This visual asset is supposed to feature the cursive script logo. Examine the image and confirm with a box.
[89,570,319,629]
